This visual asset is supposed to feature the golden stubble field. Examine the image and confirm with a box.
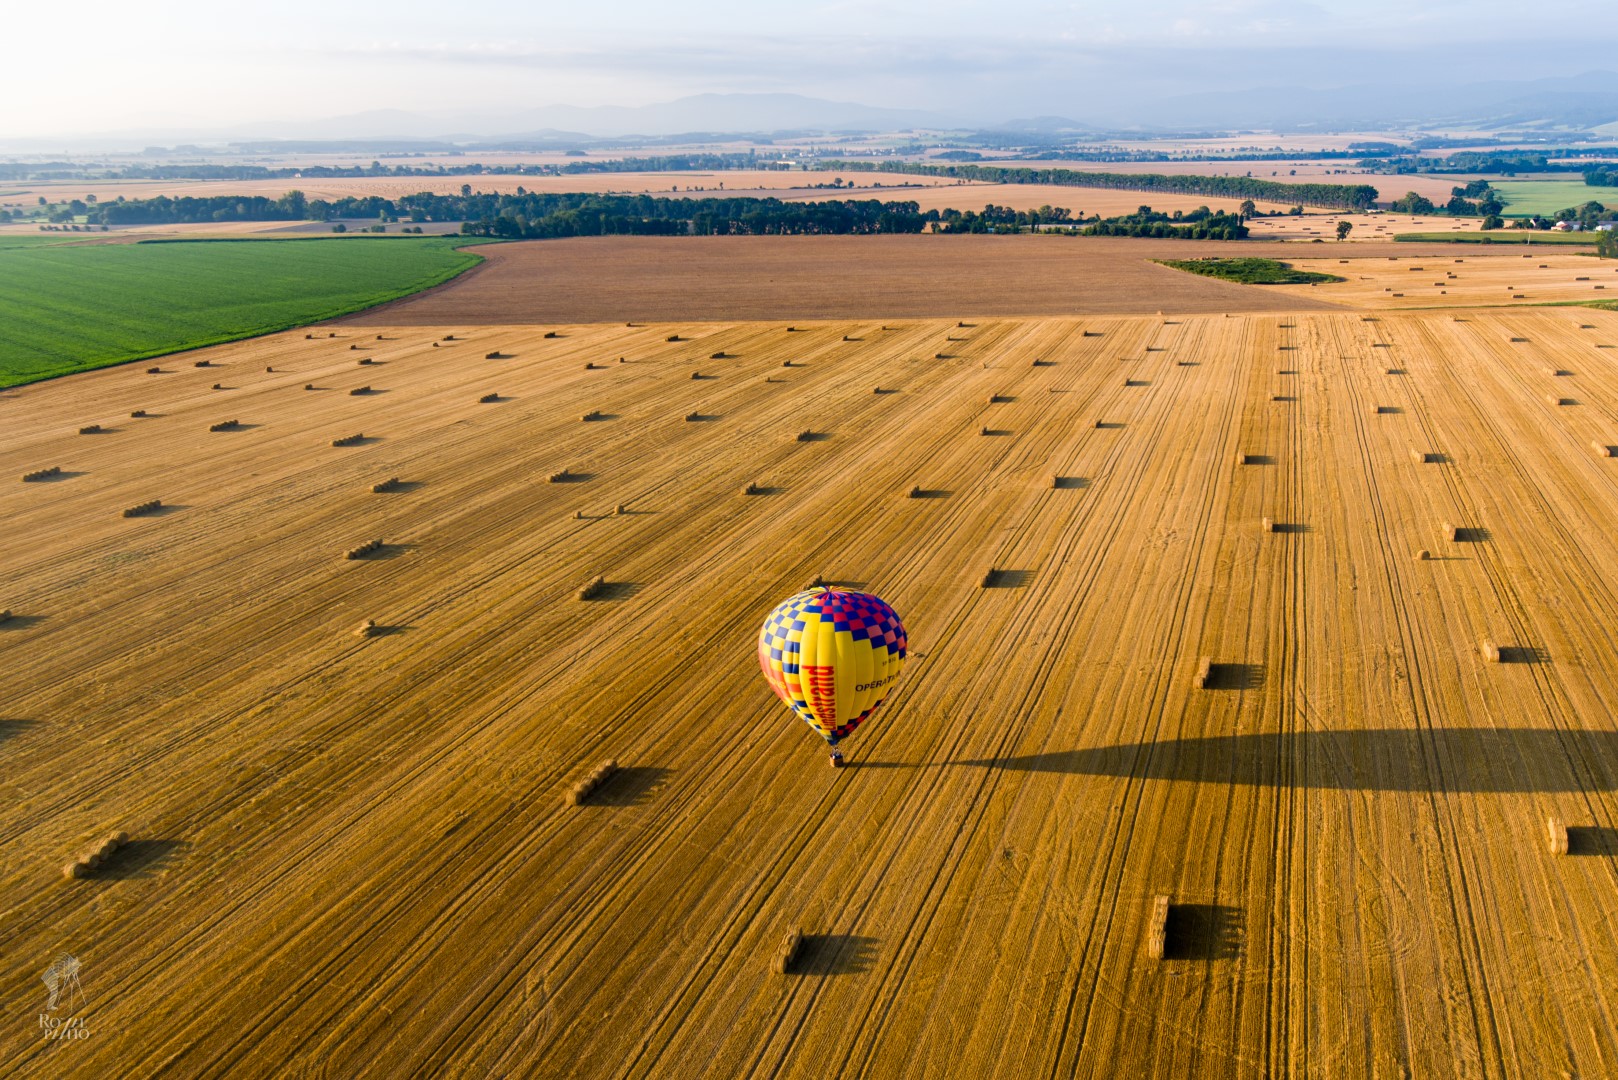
[5,303,1618,1076]
[1277,252,1618,309]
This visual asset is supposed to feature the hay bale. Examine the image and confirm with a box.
[544,331,558,339]
[685,412,700,422]
[1239,453,1260,465]
[908,485,922,498]
[1415,549,1431,561]
[980,426,990,436]
[0,609,10,623]
[548,469,571,483]
[305,383,315,390]
[614,504,627,516]
[709,351,726,359]
[581,410,603,421]
[121,499,162,518]
[479,392,500,403]
[356,620,378,638]
[934,353,947,360]
[796,430,814,442]
[211,383,224,390]
[146,367,161,374]
[666,334,681,342]
[349,386,370,396]
[1548,368,1570,377]
[78,424,101,435]
[1480,640,1501,663]
[783,360,794,367]
[980,569,995,588]
[578,575,607,601]
[194,360,212,368]
[773,928,804,974]
[372,477,399,493]
[1374,405,1396,415]
[1263,517,1277,533]
[63,861,89,880]
[567,759,620,805]
[208,419,239,432]
[331,434,365,447]
[484,351,502,359]
[691,371,702,380]
[1194,658,1212,689]
[1442,522,1457,541]
[130,409,147,418]
[1592,441,1614,458]
[1411,450,1437,464]
[1547,395,1570,406]
[1147,895,1170,960]
[1548,816,1569,855]
[349,344,359,351]
[744,482,762,495]
[21,466,61,482]
[573,510,584,519]
[345,538,385,560]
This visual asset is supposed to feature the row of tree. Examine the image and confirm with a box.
[76,189,1267,241]
[820,160,1378,210]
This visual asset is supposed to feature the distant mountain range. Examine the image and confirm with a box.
[6,76,1618,155]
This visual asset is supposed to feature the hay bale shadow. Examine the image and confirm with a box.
[1453,527,1491,543]
[1271,522,1311,535]
[1272,395,1297,403]
[584,765,671,807]
[797,431,832,442]
[0,615,47,631]
[365,623,416,637]
[28,470,86,483]
[1095,421,1126,430]
[983,569,1033,588]
[747,485,785,496]
[588,581,641,601]
[1241,455,1276,466]
[1204,663,1264,691]
[1567,826,1618,855]
[980,428,1013,437]
[0,718,38,742]
[685,413,721,422]
[377,480,424,494]
[911,488,952,499]
[1052,476,1088,490]
[793,935,879,975]
[365,543,415,561]
[1163,904,1243,960]
[95,839,188,880]
[550,471,595,483]
[873,387,901,395]
[1497,645,1549,664]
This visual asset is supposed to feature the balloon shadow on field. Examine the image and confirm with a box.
[587,766,670,807]
[957,728,1618,793]
[795,935,879,976]
[1163,904,1244,961]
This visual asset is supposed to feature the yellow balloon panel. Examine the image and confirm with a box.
[758,588,908,743]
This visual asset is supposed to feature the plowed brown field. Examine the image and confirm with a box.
[6,304,1618,1076]
[334,236,1506,325]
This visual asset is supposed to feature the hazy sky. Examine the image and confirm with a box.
[7,0,1617,136]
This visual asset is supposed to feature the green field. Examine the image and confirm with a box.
[0,237,491,387]
[1491,180,1618,216]
[1157,256,1345,285]
[1393,230,1596,245]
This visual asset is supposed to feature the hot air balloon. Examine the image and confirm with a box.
[758,586,907,766]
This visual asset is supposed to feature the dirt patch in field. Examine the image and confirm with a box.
[336,235,1489,324]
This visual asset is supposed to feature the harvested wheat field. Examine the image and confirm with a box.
[1273,252,1618,309]
[7,305,1618,1076]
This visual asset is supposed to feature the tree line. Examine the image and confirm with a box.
[818,160,1378,210]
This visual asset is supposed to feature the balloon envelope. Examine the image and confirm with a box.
[758,588,907,743]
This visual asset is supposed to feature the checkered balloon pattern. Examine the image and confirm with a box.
[757,587,908,743]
